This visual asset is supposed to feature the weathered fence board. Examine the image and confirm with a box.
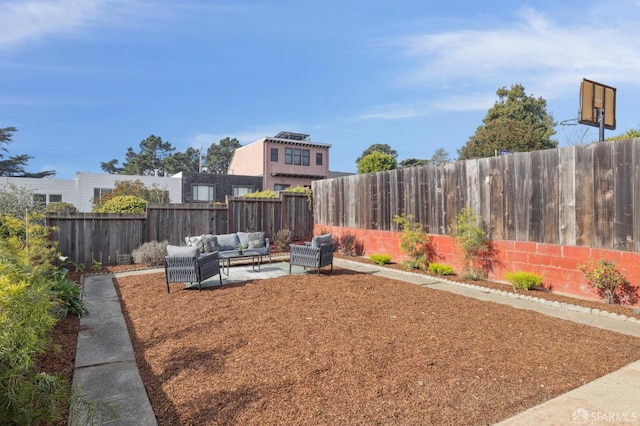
[593,142,614,248]
[613,140,634,251]
[501,154,516,241]
[575,144,595,246]
[542,149,560,244]
[558,147,576,246]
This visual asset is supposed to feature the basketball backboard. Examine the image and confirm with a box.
[579,78,616,130]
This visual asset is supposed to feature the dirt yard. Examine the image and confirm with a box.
[114,265,640,425]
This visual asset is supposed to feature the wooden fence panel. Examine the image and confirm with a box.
[542,149,560,244]
[613,140,634,251]
[477,159,492,237]
[48,194,314,263]
[47,214,146,264]
[593,142,614,248]
[488,156,504,240]
[501,154,516,241]
[575,144,595,247]
[229,198,280,238]
[558,146,577,246]
[634,141,640,252]
[281,193,313,240]
[146,204,228,244]
[465,160,481,234]
[304,139,640,253]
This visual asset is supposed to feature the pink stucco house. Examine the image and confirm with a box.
[228,132,331,191]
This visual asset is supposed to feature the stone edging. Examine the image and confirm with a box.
[334,257,640,325]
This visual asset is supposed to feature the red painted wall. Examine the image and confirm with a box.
[316,225,640,307]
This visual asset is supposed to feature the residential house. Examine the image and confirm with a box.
[0,173,183,212]
[175,172,262,203]
[228,131,331,191]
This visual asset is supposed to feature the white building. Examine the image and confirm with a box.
[0,173,183,212]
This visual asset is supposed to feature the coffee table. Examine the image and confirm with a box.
[218,250,262,275]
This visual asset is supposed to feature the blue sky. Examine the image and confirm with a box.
[2,0,640,179]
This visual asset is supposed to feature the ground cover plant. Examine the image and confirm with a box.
[114,267,640,425]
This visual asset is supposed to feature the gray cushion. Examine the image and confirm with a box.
[247,231,265,249]
[237,232,249,248]
[310,233,332,249]
[167,245,199,257]
[216,233,240,251]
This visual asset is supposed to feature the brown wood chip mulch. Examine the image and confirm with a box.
[114,266,640,426]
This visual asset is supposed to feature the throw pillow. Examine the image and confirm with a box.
[247,231,265,249]
[184,235,205,253]
[202,234,218,253]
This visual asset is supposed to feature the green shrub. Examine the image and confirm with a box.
[45,201,78,214]
[428,263,454,276]
[369,253,391,265]
[0,214,70,424]
[578,258,632,304]
[49,269,89,318]
[504,271,543,291]
[132,240,169,266]
[95,195,147,214]
[242,190,277,199]
[450,206,490,280]
[274,228,292,252]
[392,213,430,271]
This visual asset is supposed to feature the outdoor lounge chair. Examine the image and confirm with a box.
[289,233,334,274]
[164,245,222,292]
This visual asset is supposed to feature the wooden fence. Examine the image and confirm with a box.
[312,138,640,253]
[47,193,313,264]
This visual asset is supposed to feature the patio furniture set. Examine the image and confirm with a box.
[164,232,334,293]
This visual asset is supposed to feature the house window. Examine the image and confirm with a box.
[270,148,278,162]
[285,148,310,166]
[192,185,215,201]
[233,186,253,197]
[49,194,62,203]
[316,153,323,166]
[274,184,290,191]
[33,194,46,207]
[94,188,112,200]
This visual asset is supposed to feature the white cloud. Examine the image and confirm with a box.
[0,0,109,49]
[366,2,640,118]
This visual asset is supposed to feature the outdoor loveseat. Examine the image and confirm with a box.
[164,245,222,292]
[185,231,271,262]
[289,233,334,274]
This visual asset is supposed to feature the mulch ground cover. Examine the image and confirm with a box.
[113,265,640,425]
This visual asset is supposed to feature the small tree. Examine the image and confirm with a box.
[578,258,634,304]
[0,182,43,219]
[92,179,169,211]
[357,151,397,174]
[393,213,430,270]
[450,206,490,279]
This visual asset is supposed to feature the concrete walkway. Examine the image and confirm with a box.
[70,258,640,425]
